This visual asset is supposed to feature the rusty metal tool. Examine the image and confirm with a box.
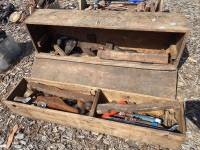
[97,101,180,114]
[14,96,32,103]
[35,96,79,113]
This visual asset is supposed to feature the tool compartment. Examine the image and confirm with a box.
[25,10,189,70]
[2,9,189,149]
[3,77,186,149]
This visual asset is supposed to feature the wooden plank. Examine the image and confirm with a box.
[36,53,176,71]
[51,44,66,56]
[25,10,189,32]
[96,101,180,114]
[89,89,101,117]
[3,101,186,149]
[28,82,94,102]
[159,0,164,12]
[31,58,177,99]
[97,50,169,64]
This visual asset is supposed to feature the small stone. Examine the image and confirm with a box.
[58,126,65,131]
[188,57,197,63]
[77,135,85,139]
[103,138,110,145]
[15,133,25,140]
[92,132,99,136]
[0,137,4,145]
[82,130,90,135]
[20,140,27,145]
[58,143,65,150]
[28,144,33,149]
[77,145,82,150]
[0,144,6,148]
[123,143,130,148]
[96,135,103,141]
[14,145,22,149]
[10,114,16,118]
[42,136,48,142]
[52,127,58,132]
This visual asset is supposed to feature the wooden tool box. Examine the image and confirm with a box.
[2,10,189,149]
[79,0,164,12]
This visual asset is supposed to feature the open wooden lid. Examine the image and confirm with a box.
[26,10,189,33]
[31,55,177,100]
[26,10,187,100]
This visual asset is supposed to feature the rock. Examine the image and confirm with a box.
[58,143,65,150]
[103,138,110,145]
[15,133,25,140]
[123,142,130,148]
[58,126,65,132]
[77,135,85,139]
[20,140,27,145]
[42,136,48,142]
[52,127,58,132]
[0,144,6,148]
[14,144,22,149]
[82,130,90,135]
[0,137,4,145]
[96,135,103,141]
[77,145,82,150]
[92,131,99,136]
[10,114,15,118]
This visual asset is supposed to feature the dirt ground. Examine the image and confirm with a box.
[0,0,199,149]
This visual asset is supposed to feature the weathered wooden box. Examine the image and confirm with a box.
[2,10,189,149]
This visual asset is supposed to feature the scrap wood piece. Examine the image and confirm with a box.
[150,2,155,12]
[28,82,94,102]
[154,0,160,11]
[89,89,101,117]
[51,43,66,56]
[144,3,151,12]
[137,2,145,12]
[6,124,19,149]
[97,50,169,64]
[36,96,78,113]
[96,101,180,114]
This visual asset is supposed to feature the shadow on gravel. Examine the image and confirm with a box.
[0,41,35,74]
[178,45,189,70]
[18,41,35,57]
[185,100,200,129]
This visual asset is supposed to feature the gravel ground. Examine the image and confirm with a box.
[0,0,199,149]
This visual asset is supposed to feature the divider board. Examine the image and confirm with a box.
[31,57,177,99]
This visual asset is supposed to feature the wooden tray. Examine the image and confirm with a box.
[3,77,186,149]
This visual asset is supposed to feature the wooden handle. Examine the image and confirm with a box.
[97,101,180,114]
